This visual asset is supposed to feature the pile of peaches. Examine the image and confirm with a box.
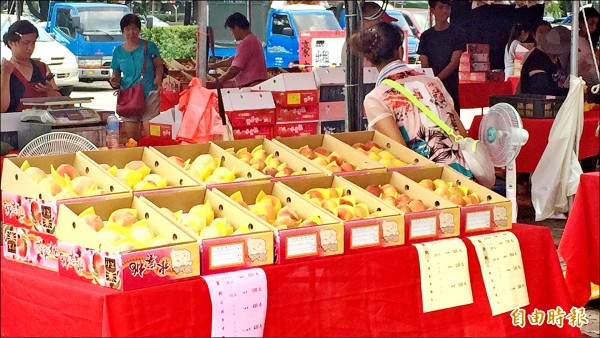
[226,145,302,177]
[351,141,409,167]
[159,202,246,240]
[418,179,480,206]
[99,160,169,191]
[229,190,322,230]
[302,187,379,221]
[80,207,172,251]
[21,160,105,198]
[168,154,238,184]
[295,145,358,172]
[364,184,430,213]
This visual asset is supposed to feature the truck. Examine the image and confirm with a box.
[209,1,344,68]
[41,1,130,82]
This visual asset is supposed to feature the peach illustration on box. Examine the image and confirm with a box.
[493,206,508,228]
[382,220,400,243]
[247,238,267,262]
[439,212,455,235]
[319,229,338,252]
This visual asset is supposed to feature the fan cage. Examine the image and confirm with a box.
[19,132,98,157]
[479,103,523,167]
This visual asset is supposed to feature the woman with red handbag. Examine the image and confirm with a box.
[109,14,163,141]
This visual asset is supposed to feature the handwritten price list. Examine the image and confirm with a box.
[202,268,268,337]
[467,231,529,316]
[413,238,473,312]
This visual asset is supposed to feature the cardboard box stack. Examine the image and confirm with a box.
[459,44,493,82]
[252,73,320,137]
[222,91,276,140]
[314,67,347,134]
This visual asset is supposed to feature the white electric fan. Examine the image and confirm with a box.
[479,103,529,222]
[19,132,97,157]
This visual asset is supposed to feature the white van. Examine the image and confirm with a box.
[1,14,79,93]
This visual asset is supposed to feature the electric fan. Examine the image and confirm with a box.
[19,132,97,157]
[479,103,529,222]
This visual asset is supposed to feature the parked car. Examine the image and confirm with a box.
[1,14,79,93]
[387,10,420,63]
[400,8,431,38]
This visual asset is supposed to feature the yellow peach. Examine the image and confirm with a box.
[418,179,436,191]
[24,166,47,183]
[39,177,62,196]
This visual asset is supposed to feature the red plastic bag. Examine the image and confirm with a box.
[160,89,180,112]
[176,78,223,144]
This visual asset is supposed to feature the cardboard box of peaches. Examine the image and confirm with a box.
[54,195,200,290]
[141,188,275,275]
[282,175,405,253]
[401,167,512,234]
[1,153,131,271]
[215,181,344,264]
[273,134,386,176]
[151,143,269,189]
[212,138,325,182]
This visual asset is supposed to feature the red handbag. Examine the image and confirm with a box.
[116,41,148,117]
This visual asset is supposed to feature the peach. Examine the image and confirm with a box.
[352,142,366,150]
[408,199,427,212]
[433,179,451,190]
[82,214,104,231]
[314,147,330,157]
[448,187,466,198]
[298,220,318,227]
[312,157,329,167]
[281,167,294,176]
[329,187,343,199]
[464,194,480,205]
[449,194,466,206]
[321,198,340,214]
[17,237,27,257]
[434,187,451,199]
[399,205,413,214]
[382,195,398,206]
[250,158,267,171]
[335,204,355,221]
[273,215,297,228]
[365,185,382,197]
[24,166,48,183]
[306,189,326,201]
[325,162,342,173]
[339,195,356,206]
[328,155,344,166]
[418,179,436,191]
[353,203,370,219]
[124,160,146,171]
[168,156,186,168]
[144,174,168,188]
[298,147,316,160]
[39,177,62,196]
[264,166,278,177]
[111,210,138,227]
[252,149,268,161]
[71,176,95,196]
[92,252,104,272]
[396,194,412,207]
[251,202,277,223]
[238,152,253,164]
[364,140,380,151]
[99,163,112,170]
[56,164,79,180]
[277,206,300,221]
[339,162,355,172]
[380,184,398,197]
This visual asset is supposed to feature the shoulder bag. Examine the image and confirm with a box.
[116,41,148,117]
[382,79,496,188]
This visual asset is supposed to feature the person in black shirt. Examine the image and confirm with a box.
[417,0,466,115]
[520,26,570,96]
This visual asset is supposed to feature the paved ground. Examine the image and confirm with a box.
[516,179,599,337]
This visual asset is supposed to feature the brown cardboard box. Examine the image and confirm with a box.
[214,181,344,263]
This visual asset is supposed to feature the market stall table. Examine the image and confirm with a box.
[459,80,514,109]
[468,110,600,173]
[1,224,580,337]
[559,171,600,307]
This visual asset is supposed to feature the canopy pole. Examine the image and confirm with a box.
[197,0,208,84]
[345,0,363,132]
[570,1,580,76]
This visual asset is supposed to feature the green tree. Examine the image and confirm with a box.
[545,0,564,19]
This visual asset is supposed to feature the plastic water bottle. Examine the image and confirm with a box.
[106,112,120,149]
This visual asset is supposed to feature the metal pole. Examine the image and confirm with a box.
[570,1,580,77]
[345,0,363,132]
[247,0,252,28]
[16,0,22,20]
[197,0,208,84]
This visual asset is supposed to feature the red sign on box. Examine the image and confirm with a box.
[273,122,319,138]
[319,101,346,120]
[272,90,318,108]
[226,109,275,128]
[276,105,319,122]
[232,126,273,140]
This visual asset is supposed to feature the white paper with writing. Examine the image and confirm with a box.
[466,210,491,231]
[286,234,317,258]
[410,217,437,238]
[413,238,473,312]
[351,225,380,247]
[210,243,244,268]
[467,231,529,316]
[202,268,268,337]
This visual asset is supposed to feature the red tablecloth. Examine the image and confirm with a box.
[459,81,514,109]
[559,172,600,307]
[469,110,600,173]
[507,76,520,94]
[1,224,579,337]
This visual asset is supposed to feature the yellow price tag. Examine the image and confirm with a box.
[149,124,161,136]
[287,93,301,105]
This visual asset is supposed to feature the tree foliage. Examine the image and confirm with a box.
[141,26,197,61]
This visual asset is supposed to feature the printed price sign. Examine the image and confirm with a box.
[286,93,301,105]
[202,268,268,337]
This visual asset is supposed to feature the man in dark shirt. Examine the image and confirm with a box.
[520,26,570,96]
[416,0,465,114]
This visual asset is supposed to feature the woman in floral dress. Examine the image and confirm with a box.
[348,22,472,177]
